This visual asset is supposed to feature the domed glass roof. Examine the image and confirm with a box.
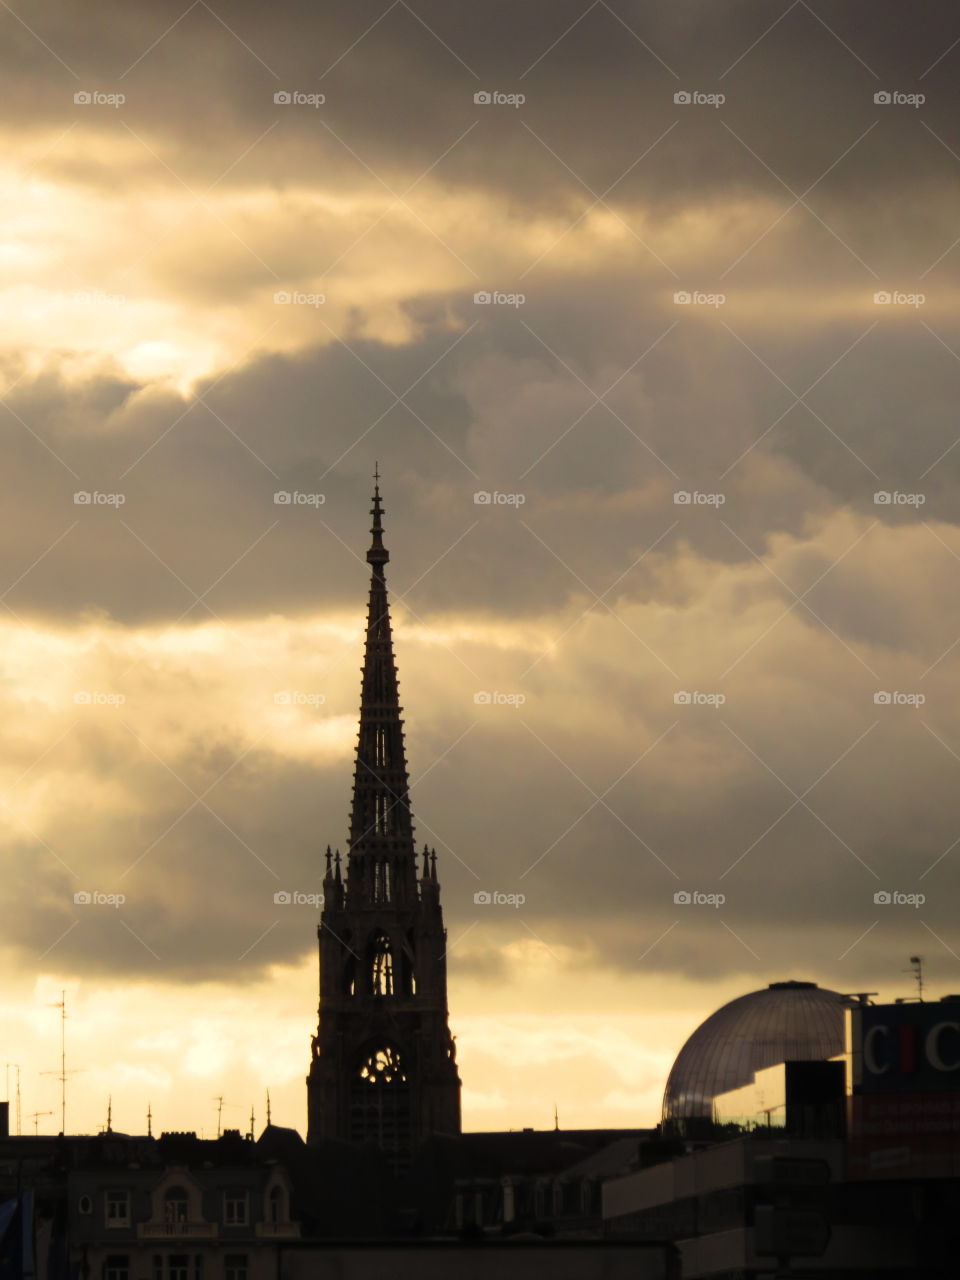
[662,980,847,1123]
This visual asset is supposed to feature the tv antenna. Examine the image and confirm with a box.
[213,1095,235,1138]
[4,1064,21,1135]
[906,955,924,1001]
[28,1110,53,1136]
[42,990,83,1133]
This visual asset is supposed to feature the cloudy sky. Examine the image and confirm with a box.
[3,0,960,1139]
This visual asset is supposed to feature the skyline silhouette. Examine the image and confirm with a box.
[1,0,958,1151]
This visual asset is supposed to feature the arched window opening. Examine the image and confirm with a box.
[399,936,417,996]
[163,1185,188,1225]
[268,1185,284,1224]
[373,859,392,903]
[342,954,357,997]
[349,1045,412,1176]
[371,932,394,996]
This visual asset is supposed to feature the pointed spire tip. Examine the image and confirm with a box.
[367,467,389,566]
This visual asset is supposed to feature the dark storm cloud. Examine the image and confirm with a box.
[2,0,960,997]
[7,577,960,989]
[2,280,960,627]
[4,0,959,217]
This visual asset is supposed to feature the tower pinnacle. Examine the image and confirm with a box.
[367,462,388,567]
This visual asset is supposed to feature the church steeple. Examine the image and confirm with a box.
[346,468,418,906]
[307,470,461,1171]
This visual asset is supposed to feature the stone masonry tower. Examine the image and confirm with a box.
[306,472,461,1172]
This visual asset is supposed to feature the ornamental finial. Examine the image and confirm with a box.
[367,464,388,566]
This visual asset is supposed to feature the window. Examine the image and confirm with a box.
[163,1186,188,1225]
[223,1190,248,1226]
[349,1045,412,1176]
[268,1185,284,1224]
[105,1190,130,1228]
[152,1257,198,1280]
[224,1257,247,1280]
[373,858,392,901]
[104,1257,129,1280]
[370,932,394,995]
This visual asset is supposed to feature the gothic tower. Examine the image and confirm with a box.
[306,473,461,1171]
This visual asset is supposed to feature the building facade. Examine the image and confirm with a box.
[0,1129,300,1280]
[306,477,461,1171]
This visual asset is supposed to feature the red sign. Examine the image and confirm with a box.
[847,1091,960,1179]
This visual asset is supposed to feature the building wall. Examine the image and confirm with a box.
[279,1242,674,1280]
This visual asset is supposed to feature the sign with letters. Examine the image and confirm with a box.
[850,1002,960,1094]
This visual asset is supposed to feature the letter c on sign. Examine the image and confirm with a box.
[926,1021,960,1072]
[864,1024,890,1075]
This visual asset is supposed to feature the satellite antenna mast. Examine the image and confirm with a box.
[3,1064,19,1134]
[147,1102,153,1137]
[907,955,924,1001]
[213,1095,230,1139]
[29,1110,53,1136]
[56,990,66,1129]
[42,990,82,1133]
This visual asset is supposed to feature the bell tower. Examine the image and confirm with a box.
[306,470,461,1172]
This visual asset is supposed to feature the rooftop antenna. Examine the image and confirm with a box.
[42,990,82,1133]
[266,1089,272,1126]
[147,1102,153,1138]
[213,1095,225,1139]
[104,1096,112,1134]
[248,1104,255,1141]
[28,1110,53,1136]
[553,1102,559,1131]
[908,955,924,1001]
[4,1065,21,1135]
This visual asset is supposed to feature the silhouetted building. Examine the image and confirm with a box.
[306,476,461,1172]
[662,980,846,1134]
[0,1128,299,1280]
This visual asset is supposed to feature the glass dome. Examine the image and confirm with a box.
[661,980,847,1124]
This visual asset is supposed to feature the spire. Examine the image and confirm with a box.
[346,469,417,903]
[368,462,389,568]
